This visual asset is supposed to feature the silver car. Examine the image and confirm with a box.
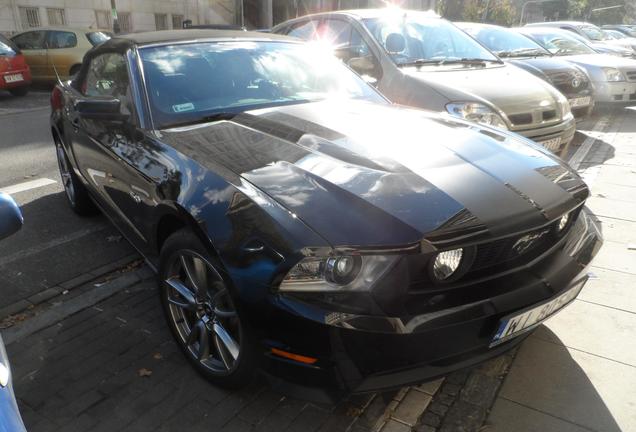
[525,21,636,57]
[273,9,576,157]
[518,27,636,104]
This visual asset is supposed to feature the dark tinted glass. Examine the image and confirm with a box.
[83,53,133,115]
[12,31,46,50]
[48,31,77,49]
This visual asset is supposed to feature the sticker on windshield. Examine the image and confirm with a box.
[172,103,194,113]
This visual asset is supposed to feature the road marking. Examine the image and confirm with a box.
[568,115,610,170]
[0,178,57,195]
[0,226,105,267]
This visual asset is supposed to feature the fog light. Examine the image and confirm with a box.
[433,248,464,281]
[557,213,570,233]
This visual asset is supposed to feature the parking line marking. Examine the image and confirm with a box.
[0,178,57,195]
[568,115,610,170]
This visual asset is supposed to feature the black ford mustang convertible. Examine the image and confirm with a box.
[50,30,602,402]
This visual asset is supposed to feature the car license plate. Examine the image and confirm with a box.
[569,96,591,108]
[4,73,23,83]
[490,278,587,347]
[539,137,561,152]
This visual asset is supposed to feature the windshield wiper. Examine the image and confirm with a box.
[439,58,502,66]
[496,48,549,58]
[397,58,444,67]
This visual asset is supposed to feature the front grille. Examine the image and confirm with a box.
[542,110,557,121]
[549,72,590,93]
[627,70,636,82]
[508,113,533,125]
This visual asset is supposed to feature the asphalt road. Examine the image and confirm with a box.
[0,90,135,311]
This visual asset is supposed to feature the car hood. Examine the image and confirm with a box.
[565,53,636,69]
[161,100,587,248]
[402,63,562,119]
[508,57,578,75]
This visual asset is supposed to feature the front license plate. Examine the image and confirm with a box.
[539,137,562,152]
[569,96,591,108]
[4,73,23,83]
[490,278,587,347]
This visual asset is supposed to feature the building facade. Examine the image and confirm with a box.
[0,0,437,35]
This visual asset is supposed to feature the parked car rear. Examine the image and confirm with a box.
[273,9,576,157]
[0,34,31,96]
[11,27,111,81]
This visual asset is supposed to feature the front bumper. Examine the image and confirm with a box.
[259,208,602,402]
[592,80,636,103]
[513,116,576,157]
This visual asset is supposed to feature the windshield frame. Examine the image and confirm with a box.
[362,14,501,67]
[136,39,388,130]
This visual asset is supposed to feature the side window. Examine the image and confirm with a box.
[83,53,132,115]
[321,19,352,49]
[287,20,319,40]
[12,31,45,50]
[47,31,77,49]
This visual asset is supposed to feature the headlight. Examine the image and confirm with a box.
[555,92,572,119]
[432,248,464,281]
[603,67,625,82]
[279,255,399,292]
[557,213,570,233]
[446,102,508,130]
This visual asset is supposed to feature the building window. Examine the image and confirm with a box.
[155,13,168,30]
[95,10,111,29]
[117,12,132,33]
[47,8,66,26]
[171,14,184,29]
[19,7,40,28]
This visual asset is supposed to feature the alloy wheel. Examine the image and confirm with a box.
[55,142,75,206]
[165,251,241,374]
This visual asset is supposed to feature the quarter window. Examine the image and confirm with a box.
[47,31,77,49]
[12,31,46,50]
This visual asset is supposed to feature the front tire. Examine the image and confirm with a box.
[159,229,257,389]
[55,137,98,216]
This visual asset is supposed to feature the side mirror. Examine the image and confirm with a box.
[75,97,125,121]
[0,193,23,241]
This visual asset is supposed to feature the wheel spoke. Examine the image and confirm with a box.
[214,334,232,369]
[213,322,239,361]
[180,255,201,294]
[166,278,196,311]
[192,257,208,295]
[197,323,211,360]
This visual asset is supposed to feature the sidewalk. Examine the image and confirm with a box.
[485,107,636,432]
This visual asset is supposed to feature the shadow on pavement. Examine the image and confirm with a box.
[493,327,622,432]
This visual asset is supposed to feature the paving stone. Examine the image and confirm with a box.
[0,299,31,319]
[391,388,432,426]
[439,401,487,432]
[381,419,411,432]
[415,378,444,396]
[459,372,500,409]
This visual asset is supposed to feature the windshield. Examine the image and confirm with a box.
[579,25,607,41]
[605,30,626,39]
[463,26,550,57]
[0,35,18,56]
[524,30,596,56]
[86,31,112,46]
[140,41,385,128]
[363,13,499,65]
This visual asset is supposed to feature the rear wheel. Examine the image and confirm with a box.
[159,229,257,389]
[9,86,28,97]
[54,137,98,216]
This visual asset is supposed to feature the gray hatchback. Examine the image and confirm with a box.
[273,9,576,157]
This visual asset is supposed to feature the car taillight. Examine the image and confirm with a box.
[51,87,63,111]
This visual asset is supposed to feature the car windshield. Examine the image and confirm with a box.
[579,25,607,41]
[140,41,385,128]
[0,35,18,55]
[86,31,112,46]
[605,30,626,39]
[524,30,596,56]
[463,26,550,58]
[363,13,499,66]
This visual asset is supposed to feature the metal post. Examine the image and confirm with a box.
[110,0,120,34]
[482,0,491,21]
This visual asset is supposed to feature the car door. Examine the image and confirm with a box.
[46,30,78,78]
[69,51,155,253]
[11,31,47,79]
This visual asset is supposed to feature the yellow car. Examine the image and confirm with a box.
[11,27,111,81]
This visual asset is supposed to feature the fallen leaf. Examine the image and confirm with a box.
[153,353,163,360]
[106,235,122,243]
[138,368,153,378]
